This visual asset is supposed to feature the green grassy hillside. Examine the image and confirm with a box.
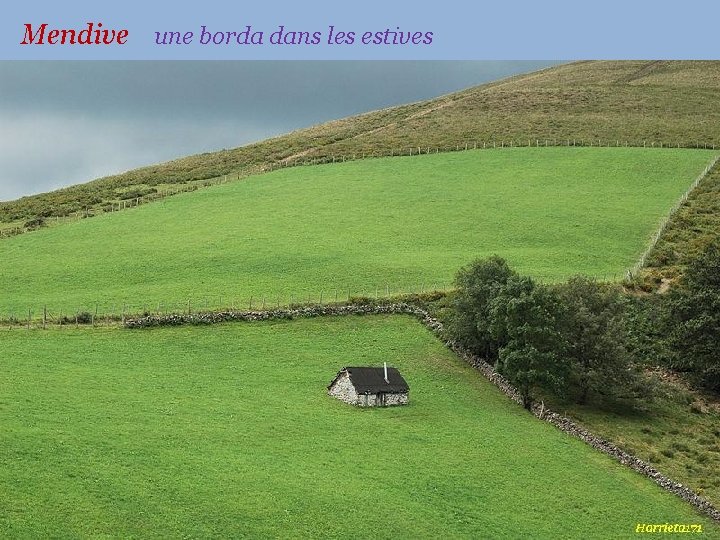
[643,164,720,286]
[3,61,719,227]
[0,147,714,317]
[1,315,716,538]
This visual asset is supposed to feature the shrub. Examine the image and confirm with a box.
[59,311,93,325]
[118,187,158,200]
[23,217,46,230]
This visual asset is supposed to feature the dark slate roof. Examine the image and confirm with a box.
[330,367,409,394]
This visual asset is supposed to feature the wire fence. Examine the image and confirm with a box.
[268,137,718,171]
[628,154,720,278]
[2,272,633,330]
[1,138,718,240]
[2,284,445,329]
[2,140,718,326]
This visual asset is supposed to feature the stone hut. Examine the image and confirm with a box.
[327,365,409,407]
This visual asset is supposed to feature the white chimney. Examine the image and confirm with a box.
[384,362,389,384]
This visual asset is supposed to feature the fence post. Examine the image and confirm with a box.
[43,306,47,330]
[27,308,31,330]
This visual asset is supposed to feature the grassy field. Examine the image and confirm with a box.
[0,147,715,317]
[1,315,717,538]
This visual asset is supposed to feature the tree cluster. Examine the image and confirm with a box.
[449,257,644,409]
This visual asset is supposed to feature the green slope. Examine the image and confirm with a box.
[3,60,720,226]
[1,315,717,538]
[0,147,714,316]
[643,164,720,285]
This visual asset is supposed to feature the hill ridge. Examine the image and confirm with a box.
[4,60,720,230]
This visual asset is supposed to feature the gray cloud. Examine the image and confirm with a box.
[0,61,559,201]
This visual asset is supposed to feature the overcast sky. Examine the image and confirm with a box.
[0,61,559,202]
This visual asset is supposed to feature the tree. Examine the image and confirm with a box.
[493,278,568,409]
[555,276,643,405]
[450,256,515,360]
[666,240,720,391]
